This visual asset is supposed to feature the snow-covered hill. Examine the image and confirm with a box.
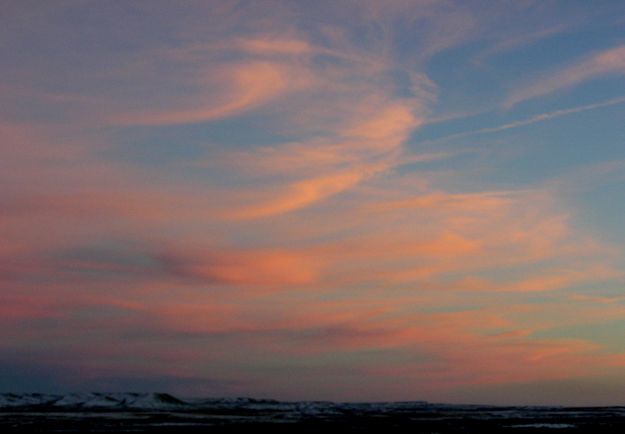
[0,392,187,410]
[0,393,437,415]
[3,394,625,432]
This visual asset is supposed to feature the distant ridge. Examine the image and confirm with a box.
[0,393,189,410]
[0,392,432,412]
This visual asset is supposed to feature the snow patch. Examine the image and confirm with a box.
[508,423,576,429]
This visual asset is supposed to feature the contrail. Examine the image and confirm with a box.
[427,96,625,143]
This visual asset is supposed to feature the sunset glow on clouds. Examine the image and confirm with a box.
[2,1,625,405]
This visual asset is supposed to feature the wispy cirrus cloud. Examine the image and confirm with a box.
[507,45,625,106]
[118,61,315,126]
[473,24,571,65]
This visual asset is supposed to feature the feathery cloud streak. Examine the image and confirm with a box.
[507,45,625,106]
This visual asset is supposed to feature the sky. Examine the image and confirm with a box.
[2,0,625,406]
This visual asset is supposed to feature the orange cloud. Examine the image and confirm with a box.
[235,37,315,56]
[175,35,431,218]
[355,308,611,391]
[120,62,313,125]
[450,264,622,293]
[157,244,321,287]
[219,103,425,218]
[366,191,514,214]
[226,169,369,220]
[343,103,421,146]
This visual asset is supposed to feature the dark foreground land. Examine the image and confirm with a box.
[2,393,625,433]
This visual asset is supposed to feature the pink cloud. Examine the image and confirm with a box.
[119,61,313,125]
[225,168,372,220]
